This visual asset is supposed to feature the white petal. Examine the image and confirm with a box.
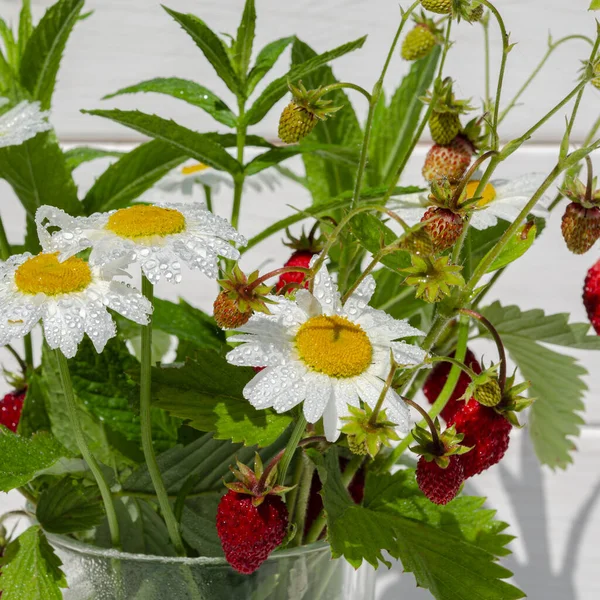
[244,364,306,410]
[310,262,341,316]
[83,300,117,354]
[42,301,85,359]
[391,341,428,366]
[0,101,51,148]
[357,308,424,340]
[342,274,376,320]
[382,389,411,433]
[102,282,152,325]
[226,339,288,368]
[302,374,333,423]
[470,210,499,230]
[322,394,342,442]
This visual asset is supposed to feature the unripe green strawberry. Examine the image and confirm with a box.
[278,102,318,144]
[561,202,600,254]
[213,291,252,329]
[402,25,437,61]
[422,136,474,182]
[400,228,435,256]
[421,207,464,253]
[474,379,502,407]
[347,434,369,456]
[430,111,461,145]
[421,0,452,14]
[465,3,484,22]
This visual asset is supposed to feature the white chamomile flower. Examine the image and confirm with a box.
[0,252,152,359]
[36,202,246,285]
[226,262,427,442]
[0,98,52,148]
[140,160,280,202]
[389,174,551,230]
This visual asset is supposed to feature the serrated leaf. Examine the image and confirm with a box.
[103,77,237,128]
[312,449,524,600]
[246,37,294,96]
[83,109,242,174]
[83,139,188,214]
[233,0,256,80]
[18,0,33,61]
[485,221,537,273]
[149,351,292,447]
[0,526,67,600]
[245,35,367,126]
[479,301,600,468]
[17,374,51,438]
[163,6,240,95]
[290,38,363,205]
[0,131,81,222]
[244,142,359,176]
[36,477,105,534]
[181,495,224,557]
[0,17,18,69]
[0,429,67,492]
[63,146,124,171]
[371,49,440,186]
[20,0,84,109]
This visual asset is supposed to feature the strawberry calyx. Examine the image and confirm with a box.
[402,254,465,303]
[410,419,472,469]
[282,224,325,254]
[341,405,400,458]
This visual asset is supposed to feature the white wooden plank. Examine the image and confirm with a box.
[0,1,598,142]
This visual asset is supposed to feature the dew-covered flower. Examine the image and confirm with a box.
[36,202,246,285]
[140,160,280,202]
[226,262,427,442]
[0,252,151,358]
[0,98,52,148]
[389,174,550,230]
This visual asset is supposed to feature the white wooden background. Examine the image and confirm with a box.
[1,1,600,599]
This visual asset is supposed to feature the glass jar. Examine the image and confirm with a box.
[50,535,376,600]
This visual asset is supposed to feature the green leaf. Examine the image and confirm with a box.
[479,301,600,468]
[233,0,256,80]
[245,35,367,126]
[83,140,188,214]
[149,351,293,447]
[181,495,223,557]
[371,49,440,186]
[350,212,413,271]
[312,449,524,600]
[151,298,226,354]
[162,6,240,95]
[246,37,294,96]
[17,374,51,438]
[589,0,600,9]
[36,477,105,534]
[103,78,237,128]
[290,38,363,205]
[20,0,85,109]
[486,220,537,273]
[244,142,359,176]
[0,526,67,600]
[0,429,67,492]
[0,131,81,221]
[82,109,242,174]
[18,0,34,61]
[63,146,124,171]
[0,17,18,69]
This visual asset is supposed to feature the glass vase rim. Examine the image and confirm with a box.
[48,533,333,566]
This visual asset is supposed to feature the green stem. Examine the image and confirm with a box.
[499,34,593,124]
[290,453,315,547]
[54,349,121,548]
[0,212,10,260]
[277,415,307,486]
[203,184,213,213]
[427,355,479,381]
[319,82,372,102]
[483,14,491,109]
[23,334,34,371]
[140,277,185,556]
[304,455,364,544]
[6,344,27,375]
[231,98,247,230]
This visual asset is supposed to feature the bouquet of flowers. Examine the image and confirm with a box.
[1,0,600,598]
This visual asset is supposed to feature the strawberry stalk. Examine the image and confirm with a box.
[244,266,312,294]
[403,397,442,451]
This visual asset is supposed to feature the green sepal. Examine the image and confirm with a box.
[403,255,465,303]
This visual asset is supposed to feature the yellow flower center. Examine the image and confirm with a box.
[15,253,92,296]
[295,315,373,378]
[181,163,210,175]
[106,205,186,239]
[465,181,497,207]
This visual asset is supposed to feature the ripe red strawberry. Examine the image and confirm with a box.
[561,203,600,254]
[423,348,481,422]
[421,207,464,253]
[449,400,512,478]
[0,389,26,433]
[422,136,474,183]
[217,491,288,574]
[276,250,315,292]
[583,259,600,334]
[416,455,464,505]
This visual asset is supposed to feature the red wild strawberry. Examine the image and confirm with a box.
[416,455,464,505]
[216,491,288,575]
[584,259,600,335]
[0,389,26,433]
[423,348,482,422]
[449,400,512,478]
[421,207,464,253]
[276,250,315,292]
[422,136,474,183]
